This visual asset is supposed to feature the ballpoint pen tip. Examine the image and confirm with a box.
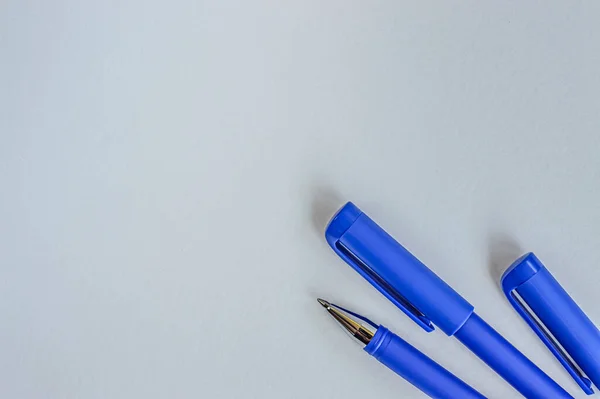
[317,298,331,308]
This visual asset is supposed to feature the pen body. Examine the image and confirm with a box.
[455,313,573,399]
[365,327,486,399]
[325,203,572,397]
[505,255,600,390]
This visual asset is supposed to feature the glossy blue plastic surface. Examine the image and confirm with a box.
[325,202,473,335]
[502,253,600,394]
[365,326,486,399]
[456,313,573,399]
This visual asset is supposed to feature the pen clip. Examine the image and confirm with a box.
[503,284,594,394]
[335,241,434,332]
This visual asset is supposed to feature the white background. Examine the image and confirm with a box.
[2,1,600,398]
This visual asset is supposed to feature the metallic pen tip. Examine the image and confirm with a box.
[317,298,331,308]
[317,299,377,346]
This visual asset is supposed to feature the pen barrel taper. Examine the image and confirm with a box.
[455,313,573,399]
[366,327,486,399]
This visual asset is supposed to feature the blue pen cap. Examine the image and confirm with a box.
[501,253,600,395]
[325,202,474,336]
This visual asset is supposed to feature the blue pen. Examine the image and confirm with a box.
[325,202,573,399]
[317,298,486,399]
[502,253,600,394]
